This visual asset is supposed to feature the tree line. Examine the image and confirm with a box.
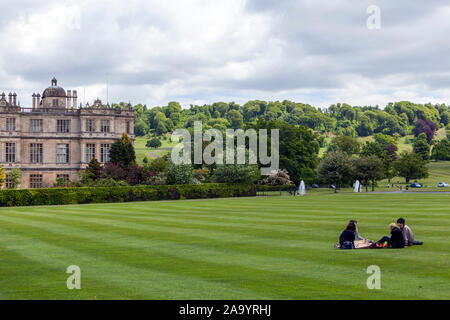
[133,100,449,139]
[318,136,430,192]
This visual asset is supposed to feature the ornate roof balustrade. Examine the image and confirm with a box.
[0,106,133,116]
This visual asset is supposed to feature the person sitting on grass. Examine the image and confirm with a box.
[397,218,423,246]
[350,220,366,241]
[339,222,356,249]
[377,223,404,248]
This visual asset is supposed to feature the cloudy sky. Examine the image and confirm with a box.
[0,0,449,109]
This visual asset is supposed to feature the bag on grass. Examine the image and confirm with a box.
[340,241,354,250]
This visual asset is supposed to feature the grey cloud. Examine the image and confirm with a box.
[0,0,449,108]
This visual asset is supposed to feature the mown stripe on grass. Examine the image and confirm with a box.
[2,206,449,257]
[0,193,448,299]
[0,213,448,299]
[0,218,375,299]
[0,226,274,300]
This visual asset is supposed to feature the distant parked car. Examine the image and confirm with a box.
[312,184,320,188]
[410,182,422,188]
[437,182,449,187]
[330,184,336,189]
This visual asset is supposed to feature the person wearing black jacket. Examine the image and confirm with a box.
[339,222,356,249]
[377,223,404,248]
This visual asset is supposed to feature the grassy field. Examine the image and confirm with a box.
[134,136,178,164]
[412,161,450,186]
[375,160,450,189]
[0,193,449,299]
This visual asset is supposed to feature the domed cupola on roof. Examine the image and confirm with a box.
[42,78,67,98]
[41,77,67,108]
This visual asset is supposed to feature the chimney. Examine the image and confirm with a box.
[32,93,36,109]
[67,90,72,108]
[12,93,17,106]
[36,93,41,107]
[8,93,12,105]
[72,90,77,109]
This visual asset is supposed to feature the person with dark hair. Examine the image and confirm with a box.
[377,223,404,248]
[350,220,365,241]
[339,222,356,249]
[397,218,423,246]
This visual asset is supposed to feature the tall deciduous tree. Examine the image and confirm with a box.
[413,133,431,160]
[326,136,361,155]
[248,119,319,186]
[393,151,429,183]
[351,156,385,192]
[227,109,244,129]
[384,143,398,161]
[414,119,436,143]
[360,141,397,183]
[373,133,397,148]
[360,141,384,158]
[317,151,352,192]
[431,138,450,161]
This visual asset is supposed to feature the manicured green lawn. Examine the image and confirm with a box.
[0,193,449,300]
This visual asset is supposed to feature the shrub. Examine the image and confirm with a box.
[211,164,259,184]
[101,163,128,181]
[6,168,22,189]
[124,164,145,185]
[166,161,193,185]
[0,184,256,207]
[192,167,210,182]
[110,133,136,167]
[144,172,167,185]
[264,169,292,186]
[146,158,168,173]
[146,138,162,148]
[86,178,129,187]
[86,158,102,180]
[0,166,5,188]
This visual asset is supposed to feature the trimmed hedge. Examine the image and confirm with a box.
[0,183,256,207]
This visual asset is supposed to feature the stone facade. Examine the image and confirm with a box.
[0,78,134,189]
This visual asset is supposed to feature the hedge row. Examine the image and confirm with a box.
[0,183,256,207]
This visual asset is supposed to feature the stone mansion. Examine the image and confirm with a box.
[0,78,134,188]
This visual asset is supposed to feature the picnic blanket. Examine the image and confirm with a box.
[334,239,382,249]
[354,239,373,249]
